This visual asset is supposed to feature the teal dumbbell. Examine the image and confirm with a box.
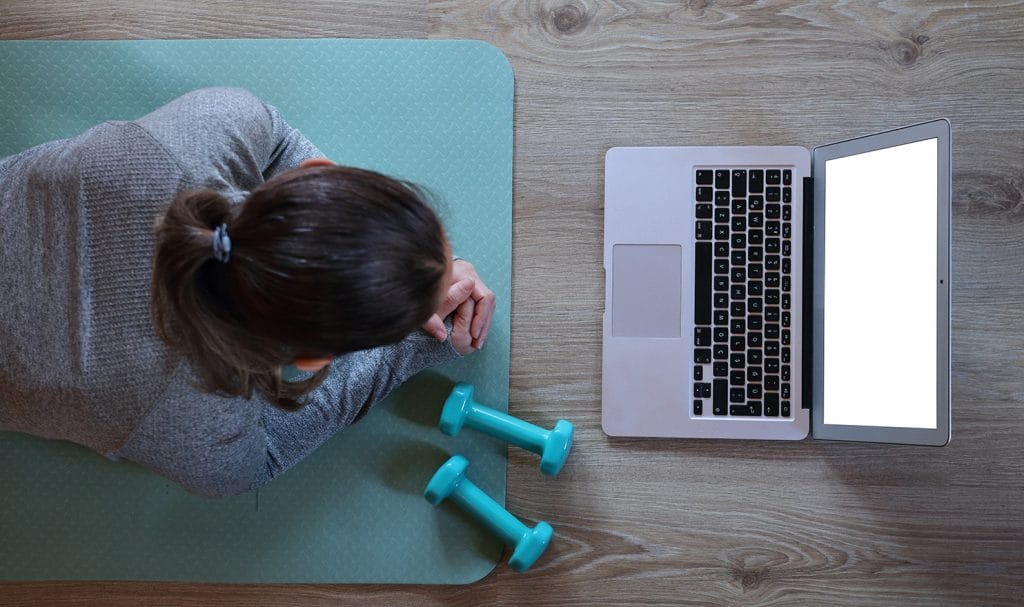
[424,454,552,573]
[440,383,574,476]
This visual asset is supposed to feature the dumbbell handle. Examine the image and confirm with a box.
[450,477,528,547]
[465,403,549,454]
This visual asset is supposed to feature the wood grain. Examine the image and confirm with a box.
[3,0,1024,605]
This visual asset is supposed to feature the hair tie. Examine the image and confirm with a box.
[211,223,232,263]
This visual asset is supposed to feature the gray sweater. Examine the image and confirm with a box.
[0,88,459,498]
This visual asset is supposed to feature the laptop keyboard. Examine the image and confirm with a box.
[692,168,793,419]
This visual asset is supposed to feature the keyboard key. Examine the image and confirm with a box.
[715,241,729,257]
[747,349,763,365]
[766,222,780,236]
[714,276,728,292]
[714,310,728,325]
[782,241,792,256]
[696,220,712,240]
[749,264,763,279]
[781,384,791,399]
[783,276,791,291]
[715,207,730,222]
[749,298,764,313]
[766,204,781,219]
[782,329,791,345]
[730,301,745,316]
[748,366,762,382]
[748,315,763,330]
[714,293,728,308]
[782,311,791,327]
[747,384,762,400]
[714,379,728,414]
[782,293,791,309]
[782,258,791,273]
[766,307,780,322]
[766,375,779,390]
[749,281,763,297]
[693,399,703,415]
[713,327,728,342]
[730,336,745,352]
[748,195,764,211]
[766,186,781,202]
[714,259,729,274]
[747,332,763,348]
[765,393,779,408]
[766,255,781,270]
[696,186,713,202]
[714,362,728,376]
[731,216,747,231]
[749,212,764,227]
[766,238,780,253]
[696,203,713,218]
[695,348,712,363]
[730,284,746,299]
[781,365,790,381]
[766,273,780,288]
[731,233,746,249]
[749,169,764,194]
[714,345,728,361]
[749,247,764,262]
[730,370,745,386]
[731,403,762,416]
[783,206,792,221]
[749,229,764,245]
[715,224,729,240]
[783,187,792,203]
[695,327,711,346]
[715,170,730,189]
[694,365,704,380]
[715,191,730,206]
[732,170,747,197]
[764,401,779,416]
[730,353,745,368]
[731,250,746,265]
[730,318,746,333]
[695,242,712,324]
[766,170,781,185]
[781,402,791,416]
[730,388,745,403]
[765,324,779,339]
[731,267,746,282]
[765,289,780,305]
[694,382,711,398]
[783,223,791,239]
[696,169,713,185]
[765,358,780,373]
[732,199,747,214]
[781,347,791,363]
[765,342,779,356]
[783,169,792,185]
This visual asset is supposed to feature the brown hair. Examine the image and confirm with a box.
[150,165,448,410]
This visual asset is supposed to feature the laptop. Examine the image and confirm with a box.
[602,120,951,445]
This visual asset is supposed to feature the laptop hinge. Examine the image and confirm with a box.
[802,176,814,410]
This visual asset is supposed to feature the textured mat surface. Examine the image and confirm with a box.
[0,38,513,584]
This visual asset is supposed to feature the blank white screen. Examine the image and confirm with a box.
[823,138,937,429]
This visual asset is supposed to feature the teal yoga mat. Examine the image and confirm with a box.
[0,39,513,584]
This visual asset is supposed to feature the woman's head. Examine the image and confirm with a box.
[150,163,450,409]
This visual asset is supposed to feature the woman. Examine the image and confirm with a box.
[0,87,495,498]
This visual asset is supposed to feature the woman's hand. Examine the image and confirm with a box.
[422,259,496,354]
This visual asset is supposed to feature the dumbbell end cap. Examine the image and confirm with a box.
[509,521,553,573]
[439,382,475,436]
[539,419,574,476]
[423,454,469,505]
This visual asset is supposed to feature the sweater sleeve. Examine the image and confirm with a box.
[130,87,323,192]
[112,327,460,498]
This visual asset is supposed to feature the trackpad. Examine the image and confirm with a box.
[611,244,682,337]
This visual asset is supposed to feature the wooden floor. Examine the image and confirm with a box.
[3,1,1024,605]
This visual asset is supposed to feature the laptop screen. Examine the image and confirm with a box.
[821,138,938,429]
